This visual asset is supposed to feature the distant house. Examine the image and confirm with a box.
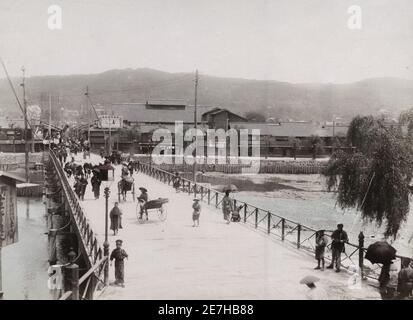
[201,108,248,130]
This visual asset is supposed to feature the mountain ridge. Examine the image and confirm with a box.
[1,68,412,121]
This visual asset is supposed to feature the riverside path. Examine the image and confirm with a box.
[69,153,380,300]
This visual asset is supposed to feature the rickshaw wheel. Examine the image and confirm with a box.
[158,206,167,221]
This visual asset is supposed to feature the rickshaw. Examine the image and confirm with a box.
[118,176,135,202]
[136,197,169,223]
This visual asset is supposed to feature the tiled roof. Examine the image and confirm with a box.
[230,122,349,138]
[0,170,26,182]
[146,99,187,106]
[111,103,216,123]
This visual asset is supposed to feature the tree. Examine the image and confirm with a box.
[324,115,413,238]
[244,111,266,122]
[288,137,301,160]
[399,107,413,137]
[310,135,324,160]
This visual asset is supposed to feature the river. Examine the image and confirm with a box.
[203,172,413,257]
[2,197,52,300]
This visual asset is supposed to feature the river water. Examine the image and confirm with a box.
[2,197,52,300]
[235,191,413,257]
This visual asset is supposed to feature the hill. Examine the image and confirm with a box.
[1,68,413,122]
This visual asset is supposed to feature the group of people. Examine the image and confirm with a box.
[378,257,413,300]
[313,223,413,300]
[314,224,348,272]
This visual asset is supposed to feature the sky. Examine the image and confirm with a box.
[0,0,413,83]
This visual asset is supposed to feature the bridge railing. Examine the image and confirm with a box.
[48,150,107,299]
[138,161,412,282]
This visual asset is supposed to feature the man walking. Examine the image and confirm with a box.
[78,173,88,201]
[110,239,128,287]
[327,223,348,272]
[222,191,233,224]
[91,172,102,200]
[110,202,123,236]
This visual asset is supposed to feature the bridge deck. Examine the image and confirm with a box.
[72,153,380,300]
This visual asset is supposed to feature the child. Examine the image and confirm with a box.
[314,230,328,270]
[192,198,201,227]
[110,239,128,287]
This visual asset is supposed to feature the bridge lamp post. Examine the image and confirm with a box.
[103,186,110,286]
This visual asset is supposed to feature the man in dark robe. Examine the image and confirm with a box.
[110,202,123,235]
[91,172,102,200]
[110,239,128,287]
[327,223,348,272]
[78,174,88,201]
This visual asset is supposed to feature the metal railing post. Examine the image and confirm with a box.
[358,231,365,279]
[208,189,211,204]
[244,204,247,223]
[297,224,301,249]
[281,218,285,241]
[267,212,271,234]
[255,209,258,228]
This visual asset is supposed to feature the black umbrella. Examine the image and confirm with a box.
[365,241,397,264]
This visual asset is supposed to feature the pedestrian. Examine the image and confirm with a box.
[397,259,413,299]
[327,223,348,272]
[110,239,128,287]
[78,174,88,201]
[314,230,328,271]
[62,147,67,163]
[173,172,181,192]
[128,161,134,176]
[378,262,392,299]
[383,263,399,300]
[137,187,148,220]
[73,177,82,198]
[221,190,233,224]
[192,198,201,227]
[121,163,129,177]
[110,202,123,235]
[91,172,102,200]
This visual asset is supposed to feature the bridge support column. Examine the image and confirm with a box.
[62,250,79,300]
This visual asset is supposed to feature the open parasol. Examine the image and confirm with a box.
[365,241,397,264]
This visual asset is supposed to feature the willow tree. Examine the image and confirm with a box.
[324,115,413,238]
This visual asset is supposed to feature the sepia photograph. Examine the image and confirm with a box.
[0,0,413,309]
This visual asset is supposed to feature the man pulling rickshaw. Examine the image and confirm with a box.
[137,187,149,220]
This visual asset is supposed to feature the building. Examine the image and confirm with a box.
[201,108,248,130]
[230,121,350,157]
[0,171,25,247]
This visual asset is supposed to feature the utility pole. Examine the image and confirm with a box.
[109,114,112,156]
[86,86,91,147]
[21,67,29,183]
[48,93,52,149]
[193,70,199,183]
